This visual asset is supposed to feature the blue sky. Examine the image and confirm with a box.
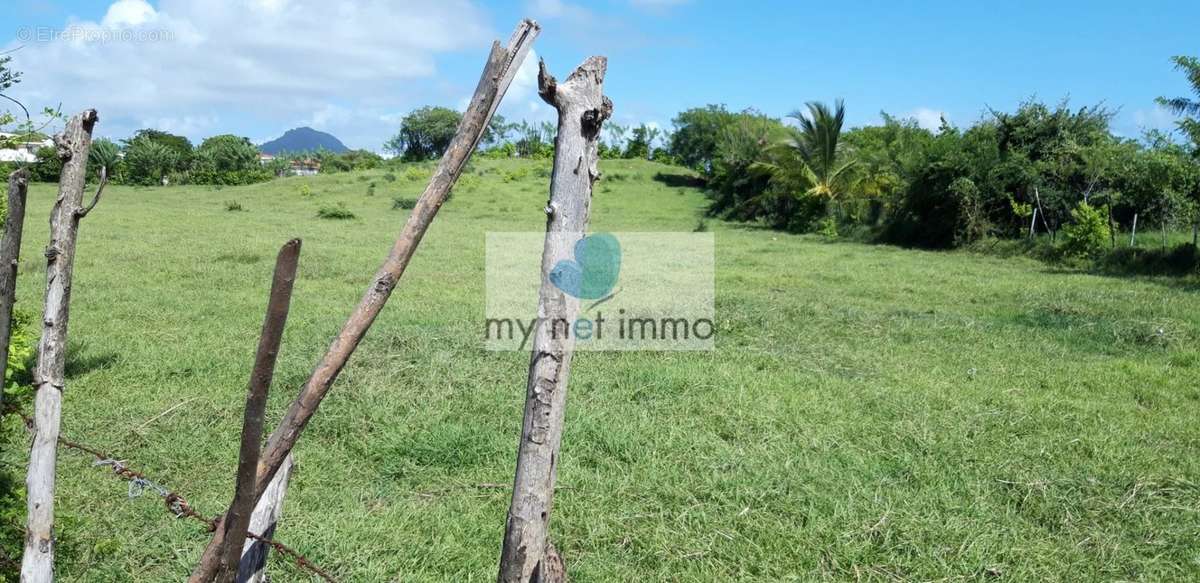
[2,0,1198,150]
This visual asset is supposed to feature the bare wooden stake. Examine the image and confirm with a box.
[252,19,540,503]
[498,56,612,583]
[21,108,99,583]
[0,168,29,411]
[1130,212,1138,247]
[237,454,294,583]
[191,239,302,583]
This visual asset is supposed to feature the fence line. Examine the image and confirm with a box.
[9,408,337,582]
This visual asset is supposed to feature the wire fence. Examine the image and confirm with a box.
[7,408,337,582]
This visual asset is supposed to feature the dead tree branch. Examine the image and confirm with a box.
[498,56,611,583]
[0,168,29,412]
[190,239,302,583]
[76,167,107,219]
[21,108,99,583]
[251,19,540,504]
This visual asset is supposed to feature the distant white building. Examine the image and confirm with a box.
[0,132,53,163]
[289,158,320,176]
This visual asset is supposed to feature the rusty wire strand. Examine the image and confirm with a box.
[7,408,337,582]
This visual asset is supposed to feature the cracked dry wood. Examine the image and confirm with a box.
[498,56,611,583]
[22,109,99,583]
[0,168,29,412]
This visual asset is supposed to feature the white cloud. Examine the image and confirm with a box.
[498,48,554,123]
[4,0,492,148]
[1131,106,1177,132]
[908,107,948,132]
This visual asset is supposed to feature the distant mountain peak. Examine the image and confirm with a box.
[259,127,349,155]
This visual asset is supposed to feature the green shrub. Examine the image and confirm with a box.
[1060,203,1111,258]
[5,308,36,397]
[316,202,356,220]
[382,172,397,182]
[818,215,839,239]
[366,184,376,197]
[392,197,418,210]
[224,200,244,212]
[693,218,709,232]
[403,167,428,182]
[298,183,313,197]
[501,166,531,183]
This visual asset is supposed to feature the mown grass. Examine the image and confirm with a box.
[1,158,1198,581]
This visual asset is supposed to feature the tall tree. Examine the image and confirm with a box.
[1156,56,1200,119]
[757,100,855,203]
[385,106,463,161]
[670,105,735,175]
[123,129,194,173]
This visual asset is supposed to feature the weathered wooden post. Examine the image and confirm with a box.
[251,19,540,504]
[237,454,294,583]
[22,108,101,583]
[190,240,301,583]
[0,168,29,411]
[497,56,611,583]
[1130,213,1138,247]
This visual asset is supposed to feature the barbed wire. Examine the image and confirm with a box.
[7,408,337,582]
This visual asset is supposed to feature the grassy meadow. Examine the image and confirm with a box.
[1,158,1198,581]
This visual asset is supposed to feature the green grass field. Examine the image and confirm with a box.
[2,158,1198,581]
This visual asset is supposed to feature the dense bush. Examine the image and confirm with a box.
[317,202,356,219]
[1061,203,1112,257]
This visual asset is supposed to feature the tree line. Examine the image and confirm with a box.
[386,56,1200,262]
[670,57,1200,258]
[386,106,674,162]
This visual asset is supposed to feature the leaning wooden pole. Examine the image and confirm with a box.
[190,240,301,583]
[252,19,540,502]
[21,109,100,583]
[498,56,611,583]
[0,168,29,411]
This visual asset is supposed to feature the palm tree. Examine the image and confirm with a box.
[755,100,855,202]
[1157,56,1200,116]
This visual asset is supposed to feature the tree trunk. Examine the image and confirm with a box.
[1130,213,1138,247]
[1033,187,1053,240]
[251,19,540,503]
[1192,222,1197,248]
[1108,205,1117,249]
[1028,208,1037,241]
[0,168,29,411]
[191,240,301,583]
[21,109,99,583]
[497,56,612,583]
[237,454,294,583]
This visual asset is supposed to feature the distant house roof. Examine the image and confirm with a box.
[0,133,53,163]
